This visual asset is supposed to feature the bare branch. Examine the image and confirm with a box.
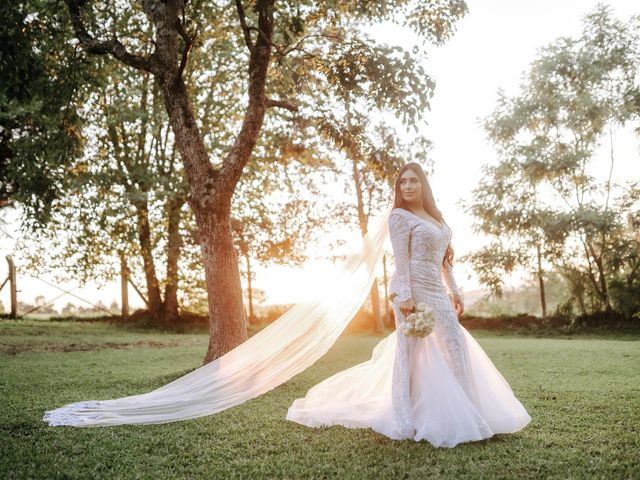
[281,33,345,56]
[65,0,152,72]
[235,0,254,53]
[218,0,275,196]
[175,18,197,80]
[266,98,299,111]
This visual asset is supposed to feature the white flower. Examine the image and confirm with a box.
[417,302,429,312]
[399,305,437,338]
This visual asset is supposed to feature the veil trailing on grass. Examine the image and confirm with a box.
[43,203,394,427]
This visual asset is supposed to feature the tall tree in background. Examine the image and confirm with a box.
[608,182,640,318]
[462,159,546,311]
[15,63,189,324]
[102,68,189,324]
[465,4,640,318]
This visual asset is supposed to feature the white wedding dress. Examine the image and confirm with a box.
[285,207,531,447]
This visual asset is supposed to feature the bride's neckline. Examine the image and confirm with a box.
[402,208,445,230]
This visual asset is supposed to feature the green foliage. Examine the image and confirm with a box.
[0,2,98,226]
[608,276,640,319]
[466,4,640,317]
[461,243,527,298]
[15,64,179,280]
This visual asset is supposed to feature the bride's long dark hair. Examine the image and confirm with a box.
[392,162,455,267]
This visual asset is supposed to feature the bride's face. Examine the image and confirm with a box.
[399,170,421,204]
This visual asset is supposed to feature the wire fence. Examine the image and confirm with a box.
[16,272,117,319]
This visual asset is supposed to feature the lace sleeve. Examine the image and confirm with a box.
[441,260,463,301]
[388,211,413,304]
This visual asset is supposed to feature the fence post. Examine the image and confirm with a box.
[6,255,16,319]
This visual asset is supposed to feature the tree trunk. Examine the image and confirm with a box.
[198,211,248,363]
[244,252,256,324]
[536,243,547,318]
[163,1,274,364]
[590,240,612,312]
[153,71,242,360]
[159,79,249,362]
[119,251,129,319]
[163,195,185,323]
[133,198,163,321]
[158,25,273,362]
[351,158,383,332]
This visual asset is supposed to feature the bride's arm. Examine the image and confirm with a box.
[388,211,413,306]
[441,260,463,305]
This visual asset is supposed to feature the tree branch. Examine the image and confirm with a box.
[175,18,197,80]
[281,33,345,56]
[235,0,254,53]
[65,0,152,72]
[265,98,299,111]
[218,0,275,197]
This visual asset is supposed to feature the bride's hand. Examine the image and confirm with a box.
[398,298,416,317]
[453,294,464,317]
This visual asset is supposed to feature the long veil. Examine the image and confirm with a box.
[43,203,394,427]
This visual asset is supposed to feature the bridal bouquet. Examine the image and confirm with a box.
[400,302,436,338]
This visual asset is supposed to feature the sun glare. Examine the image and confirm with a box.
[256,260,345,305]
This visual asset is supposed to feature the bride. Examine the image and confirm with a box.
[43,162,530,448]
[285,162,531,447]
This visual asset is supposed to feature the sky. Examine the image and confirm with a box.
[1,0,639,312]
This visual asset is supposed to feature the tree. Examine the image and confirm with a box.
[465,4,640,318]
[14,61,190,324]
[463,158,553,316]
[60,0,468,363]
[606,181,640,319]
[0,2,95,224]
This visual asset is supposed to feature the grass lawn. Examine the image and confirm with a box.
[1,319,638,479]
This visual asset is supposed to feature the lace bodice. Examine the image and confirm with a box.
[388,207,462,305]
